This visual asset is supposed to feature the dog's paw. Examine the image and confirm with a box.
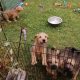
[7,20,11,23]
[43,60,47,65]
[35,61,37,64]
[17,16,19,19]
[42,62,47,66]
[14,19,17,22]
[31,62,35,65]
[31,61,37,65]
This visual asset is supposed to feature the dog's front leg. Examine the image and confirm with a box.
[12,15,17,22]
[42,48,47,65]
[13,18,17,22]
[31,52,37,65]
[42,53,47,65]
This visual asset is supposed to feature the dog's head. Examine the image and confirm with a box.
[35,32,48,44]
[15,6,23,12]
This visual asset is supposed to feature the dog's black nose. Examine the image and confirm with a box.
[43,39,45,43]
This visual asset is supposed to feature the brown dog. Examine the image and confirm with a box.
[2,6,23,22]
[31,32,48,65]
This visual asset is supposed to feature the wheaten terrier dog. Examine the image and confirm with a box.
[31,32,48,65]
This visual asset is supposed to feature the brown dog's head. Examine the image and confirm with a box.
[35,32,48,44]
[15,6,23,12]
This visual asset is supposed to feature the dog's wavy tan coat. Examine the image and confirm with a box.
[31,32,48,65]
[2,6,23,22]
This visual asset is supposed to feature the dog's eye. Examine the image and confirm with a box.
[39,36,41,38]
[45,36,47,38]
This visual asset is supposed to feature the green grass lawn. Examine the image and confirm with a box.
[1,0,80,48]
[0,0,80,79]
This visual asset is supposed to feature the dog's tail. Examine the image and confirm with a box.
[0,11,5,21]
[0,11,3,15]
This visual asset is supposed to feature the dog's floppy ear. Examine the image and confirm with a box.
[34,34,39,39]
[46,34,48,38]
[15,6,23,11]
[47,35,48,38]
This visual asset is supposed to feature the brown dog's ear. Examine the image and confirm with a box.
[15,6,23,12]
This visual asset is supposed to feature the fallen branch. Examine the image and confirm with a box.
[73,67,80,80]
